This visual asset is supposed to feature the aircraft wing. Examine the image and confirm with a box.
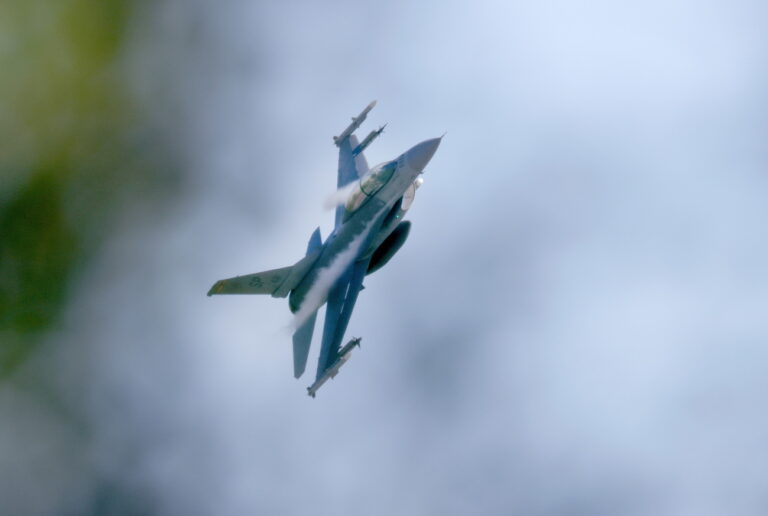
[334,101,385,228]
[353,139,369,180]
[334,134,369,228]
[314,256,371,383]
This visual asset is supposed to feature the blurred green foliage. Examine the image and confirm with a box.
[0,172,78,373]
[0,0,165,377]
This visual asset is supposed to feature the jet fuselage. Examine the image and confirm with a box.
[288,137,440,313]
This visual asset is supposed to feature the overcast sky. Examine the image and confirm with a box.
[3,1,768,515]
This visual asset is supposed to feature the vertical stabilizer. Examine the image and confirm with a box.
[291,227,322,378]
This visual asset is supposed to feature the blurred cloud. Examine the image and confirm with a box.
[2,0,768,515]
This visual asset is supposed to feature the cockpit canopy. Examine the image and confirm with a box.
[345,160,398,213]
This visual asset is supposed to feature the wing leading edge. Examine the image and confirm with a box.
[334,101,383,228]
[308,101,385,394]
[335,135,368,228]
[312,256,371,389]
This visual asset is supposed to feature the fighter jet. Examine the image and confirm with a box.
[208,101,441,396]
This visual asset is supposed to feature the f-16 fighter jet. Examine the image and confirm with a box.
[208,101,441,396]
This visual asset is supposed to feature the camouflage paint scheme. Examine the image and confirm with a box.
[208,102,441,396]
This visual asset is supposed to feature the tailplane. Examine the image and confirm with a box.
[291,227,322,378]
[207,227,324,378]
[292,310,317,378]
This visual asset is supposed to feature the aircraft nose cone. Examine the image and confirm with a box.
[405,137,441,172]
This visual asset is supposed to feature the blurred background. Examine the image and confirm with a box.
[2,0,767,514]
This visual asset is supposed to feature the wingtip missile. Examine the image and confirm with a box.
[334,101,377,146]
[306,337,362,397]
[339,336,361,355]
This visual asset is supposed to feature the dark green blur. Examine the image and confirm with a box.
[0,0,174,377]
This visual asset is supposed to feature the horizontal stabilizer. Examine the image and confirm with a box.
[307,227,322,253]
[292,309,318,378]
[291,226,324,378]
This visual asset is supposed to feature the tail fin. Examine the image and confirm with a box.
[207,265,294,296]
[207,229,323,298]
[291,227,322,378]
